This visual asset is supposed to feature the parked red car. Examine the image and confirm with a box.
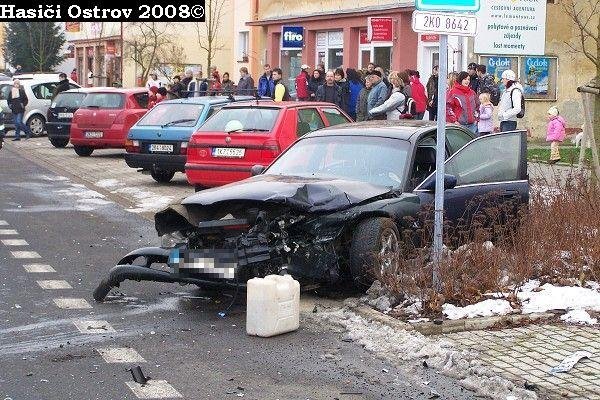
[70,88,149,156]
[185,101,351,189]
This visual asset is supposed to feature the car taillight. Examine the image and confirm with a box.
[261,139,280,159]
[180,141,188,155]
[125,139,140,153]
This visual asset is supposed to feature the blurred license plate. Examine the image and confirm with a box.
[212,147,245,158]
[58,112,73,118]
[84,131,103,138]
[149,144,174,153]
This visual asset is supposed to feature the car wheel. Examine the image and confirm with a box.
[349,217,400,287]
[27,115,46,137]
[49,137,69,148]
[73,145,94,157]
[150,168,175,183]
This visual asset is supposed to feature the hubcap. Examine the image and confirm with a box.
[379,228,399,274]
[29,118,44,135]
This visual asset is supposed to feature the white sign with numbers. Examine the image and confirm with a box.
[412,11,477,37]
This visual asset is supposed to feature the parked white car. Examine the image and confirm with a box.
[0,76,80,136]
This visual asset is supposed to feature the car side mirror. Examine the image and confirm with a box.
[421,174,457,192]
[250,165,266,176]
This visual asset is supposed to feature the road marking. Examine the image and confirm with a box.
[72,320,116,334]
[97,347,146,363]
[1,239,29,246]
[23,264,56,273]
[53,298,93,309]
[37,280,72,290]
[0,229,18,235]
[11,251,41,259]
[0,220,8,226]
[126,380,183,399]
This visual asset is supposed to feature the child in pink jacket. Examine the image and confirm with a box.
[546,106,566,164]
[477,92,494,136]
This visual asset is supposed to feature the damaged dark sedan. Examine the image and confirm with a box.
[94,121,529,301]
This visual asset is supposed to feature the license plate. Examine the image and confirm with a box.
[84,131,103,138]
[169,248,236,279]
[212,147,245,158]
[149,144,174,153]
[58,112,73,119]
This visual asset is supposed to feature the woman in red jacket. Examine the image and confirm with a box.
[446,71,478,134]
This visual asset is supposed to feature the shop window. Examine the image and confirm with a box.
[374,47,391,72]
[238,31,249,61]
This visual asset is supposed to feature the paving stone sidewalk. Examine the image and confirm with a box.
[443,324,600,399]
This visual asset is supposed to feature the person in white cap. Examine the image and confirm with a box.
[497,69,524,132]
[546,106,566,164]
[295,64,311,101]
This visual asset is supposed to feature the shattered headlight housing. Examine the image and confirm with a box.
[160,231,187,248]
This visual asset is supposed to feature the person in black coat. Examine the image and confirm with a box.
[315,70,344,109]
[52,73,71,100]
[308,69,323,100]
[170,75,185,98]
[7,79,32,140]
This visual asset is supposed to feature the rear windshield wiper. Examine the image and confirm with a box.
[162,118,195,128]
[239,128,269,132]
[85,105,100,108]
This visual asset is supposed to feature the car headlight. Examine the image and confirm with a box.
[160,231,187,248]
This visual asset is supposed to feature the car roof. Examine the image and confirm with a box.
[304,120,441,141]
[61,87,105,94]
[159,95,260,105]
[222,101,336,109]
[77,87,147,94]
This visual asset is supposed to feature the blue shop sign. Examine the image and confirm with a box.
[282,26,304,50]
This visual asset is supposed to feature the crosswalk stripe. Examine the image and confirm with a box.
[37,280,72,289]
[23,264,56,273]
[125,380,183,399]
[96,347,146,363]
[11,251,41,259]
[0,220,8,226]
[0,229,18,235]
[53,298,93,309]
[72,320,115,334]
[1,239,29,246]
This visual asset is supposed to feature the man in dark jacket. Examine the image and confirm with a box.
[180,69,193,97]
[170,75,185,98]
[7,79,32,140]
[467,62,479,93]
[237,67,255,95]
[52,73,71,100]
[316,70,344,108]
[271,68,291,102]
[187,70,208,97]
[258,64,274,97]
[426,65,439,121]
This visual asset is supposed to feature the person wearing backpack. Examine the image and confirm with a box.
[368,71,406,121]
[476,65,500,106]
[546,106,567,164]
[409,70,428,120]
[498,69,524,132]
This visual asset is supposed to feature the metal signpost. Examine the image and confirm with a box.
[413,0,479,291]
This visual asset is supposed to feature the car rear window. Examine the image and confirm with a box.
[51,92,87,108]
[133,93,149,108]
[137,103,205,127]
[198,107,280,132]
[81,93,124,109]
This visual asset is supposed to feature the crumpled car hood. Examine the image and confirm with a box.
[182,174,393,213]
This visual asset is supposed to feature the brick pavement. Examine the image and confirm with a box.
[443,324,600,399]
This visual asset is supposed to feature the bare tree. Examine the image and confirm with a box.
[123,22,178,84]
[194,0,227,73]
[563,0,600,163]
[154,43,187,84]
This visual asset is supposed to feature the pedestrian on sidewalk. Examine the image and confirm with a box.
[478,92,494,136]
[546,106,566,164]
[271,68,291,102]
[426,65,439,121]
[7,79,32,140]
[209,70,222,96]
[366,71,389,120]
[258,64,274,97]
[146,73,162,90]
[355,74,372,122]
[52,72,70,100]
[498,69,524,132]
[308,69,323,100]
[187,70,208,97]
[295,64,311,101]
[236,67,255,95]
[446,71,478,134]
[221,73,235,94]
[334,68,350,113]
[368,71,406,121]
[409,70,428,120]
[316,70,344,108]
[70,68,78,84]
[180,69,193,97]
[346,68,363,121]
[170,75,185,98]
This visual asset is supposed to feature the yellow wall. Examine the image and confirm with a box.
[0,22,5,69]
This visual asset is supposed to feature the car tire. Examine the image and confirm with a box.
[150,168,175,183]
[349,217,400,287]
[27,114,46,137]
[73,145,94,157]
[49,137,69,148]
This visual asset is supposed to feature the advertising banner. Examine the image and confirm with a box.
[368,17,393,42]
[485,56,514,92]
[523,57,549,95]
[282,26,304,50]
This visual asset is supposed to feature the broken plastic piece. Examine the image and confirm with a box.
[218,311,227,318]
[128,365,150,385]
[549,351,591,374]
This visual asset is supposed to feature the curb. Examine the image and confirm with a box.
[351,304,556,336]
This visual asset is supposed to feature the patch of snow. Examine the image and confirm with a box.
[518,283,600,314]
[37,174,70,182]
[585,281,600,291]
[519,280,540,293]
[102,186,175,214]
[560,309,597,325]
[408,318,430,323]
[442,299,514,320]
[96,179,120,188]
[53,184,112,211]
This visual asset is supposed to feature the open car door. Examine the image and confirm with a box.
[415,130,528,229]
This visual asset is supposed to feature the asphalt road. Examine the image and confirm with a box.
[0,142,476,400]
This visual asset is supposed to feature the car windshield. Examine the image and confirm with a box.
[81,93,124,109]
[265,135,410,189]
[136,103,205,127]
[198,107,280,132]
[51,92,87,108]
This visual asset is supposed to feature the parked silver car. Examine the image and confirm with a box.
[0,76,80,136]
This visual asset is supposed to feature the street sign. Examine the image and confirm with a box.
[412,11,477,37]
[416,0,480,12]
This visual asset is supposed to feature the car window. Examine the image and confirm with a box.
[31,83,57,100]
[81,93,124,109]
[321,108,349,126]
[206,106,222,119]
[51,92,87,108]
[445,132,521,186]
[69,84,79,90]
[446,128,473,154]
[199,107,280,132]
[296,108,325,137]
[0,84,10,100]
[137,103,204,126]
[133,93,149,108]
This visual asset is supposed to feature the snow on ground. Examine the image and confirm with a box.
[53,183,113,211]
[442,299,514,320]
[95,179,120,188]
[518,282,600,314]
[314,307,537,400]
[94,179,175,213]
[560,309,598,325]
